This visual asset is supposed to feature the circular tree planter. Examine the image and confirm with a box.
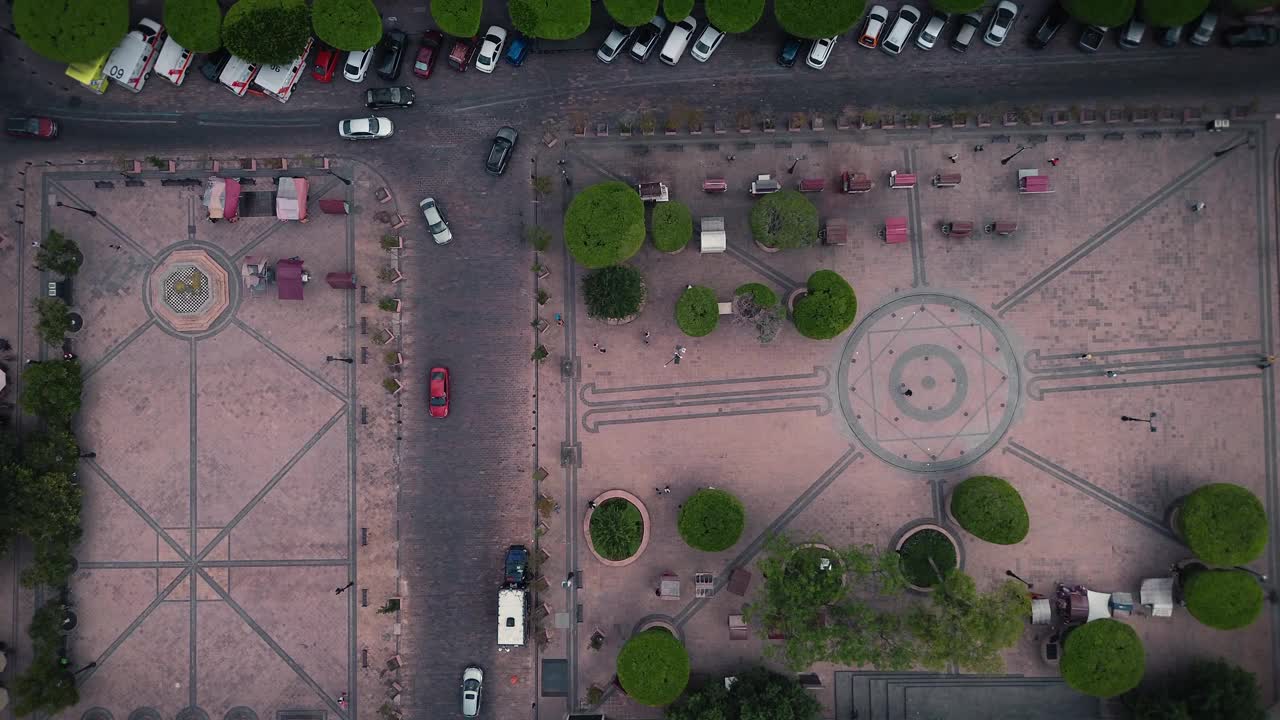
[584,266,647,326]
[677,488,746,552]
[616,627,691,707]
[895,523,961,592]
[583,490,650,567]
[785,543,845,604]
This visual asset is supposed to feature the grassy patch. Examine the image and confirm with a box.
[510,0,591,39]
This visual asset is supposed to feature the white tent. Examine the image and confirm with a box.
[700,217,726,254]
[1141,577,1175,617]
[1086,590,1112,622]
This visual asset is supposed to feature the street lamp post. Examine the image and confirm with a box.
[1234,566,1269,583]
[327,170,352,186]
[1005,569,1032,589]
[999,145,1028,166]
[326,355,353,364]
[1120,412,1157,432]
[55,201,97,217]
[1214,136,1256,157]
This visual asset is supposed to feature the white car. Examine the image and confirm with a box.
[659,16,697,65]
[338,116,393,140]
[983,0,1019,47]
[343,47,373,82]
[689,24,725,62]
[859,4,889,48]
[419,197,452,245]
[476,25,507,73]
[461,666,483,718]
[915,11,950,50]
[597,24,635,63]
[881,4,921,55]
[630,16,668,62]
[806,35,837,69]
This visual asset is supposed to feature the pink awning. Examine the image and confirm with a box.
[276,258,305,300]
[1020,175,1051,193]
[224,178,240,220]
[885,217,908,244]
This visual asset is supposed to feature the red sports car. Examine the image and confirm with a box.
[414,30,444,79]
[311,45,339,82]
[429,367,450,418]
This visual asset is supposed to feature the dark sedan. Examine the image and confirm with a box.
[375,30,407,81]
[777,37,803,67]
[1030,4,1068,48]
[1224,24,1278,47]
[5,116,59,139]
[199,49,231,83]
[365,86,415,109]
[486,126,518,176]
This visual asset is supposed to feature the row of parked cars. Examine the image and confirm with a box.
[1031,4,1276,50]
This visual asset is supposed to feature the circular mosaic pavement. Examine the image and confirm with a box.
[839,293,1020,472]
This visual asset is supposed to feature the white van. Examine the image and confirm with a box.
[659,16,697,65]
[152,36,193,86]
[105,18,165,93]
[219,54,259,97]
[497,587,526,650]
[252,38,312,103]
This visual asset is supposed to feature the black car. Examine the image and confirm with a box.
[200,49,231,83]
[375,30,407,81]
[1030,4,1069,48]
[503,545,529,587]
[1077,24,1106,52]
[486,126,518,176]
[1156,25,1183,47]
[777,37,803,67]
[1224,24,1278,47]
[365,86,415,110]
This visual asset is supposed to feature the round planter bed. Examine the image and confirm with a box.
[895,523,961,592]
[785,542,845,604]
[583,490,650,567]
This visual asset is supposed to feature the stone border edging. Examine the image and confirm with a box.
[891,520,964,594]
[632,615,684,644]
[583,490,650,567]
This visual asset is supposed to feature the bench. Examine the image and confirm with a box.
[798,177,825,193]
[702,178,727,193]
[888,171,916,189]
[932,172,961,188]
[841,171,872,193]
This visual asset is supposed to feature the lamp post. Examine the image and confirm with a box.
[1120,412,1157,432]
[1234,566,1269,583]
[55,201,96,217]
[999,145,1027,166]
[787,155,805,175]
[1214,136,1256,157]
[326,355,353,364]
[327,170,352,186]
[1005,569,1032,589]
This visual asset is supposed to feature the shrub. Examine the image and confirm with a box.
[735,283,779,309]
[1062,0,1136,27]
[1061,619,1145,697]
[1183,568,1264,630]
[707,0,766,31]
[583,265,645,320]
[616,629,690,706]
[589,498,643,561]
[785,545,845,604]
[676,286,718,337]
[1140,0,1210,27]
[930,0,984,11]
[792,270,857,340]
[663,0,695,21]
[666,667,820,720]
[20,359,82,424]
[35,298,73,347]
[678,489,746,552]
[564,182,646,268]
[37,230,82,277]
[312,0,382,51]
[525,225,552,251]
[222,0,312,65]
[749,190,818,249]
[164,0,223,52]
[1125,658,1264,720]
[1179,483,1268,565]
[14,0,128,64]
[950,476,1029,545]
[511,0,591,39]
[432,0,483,37]
[774,0,867,39]
[898,529,957,588]
[651,201,692,253]
[603,0,659,26]
[734,283,782,343]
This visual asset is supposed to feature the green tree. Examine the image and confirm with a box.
[663,0,695,21]
[897,529,957,588]
[651,201,693,252]
[617,629,690,706]
[36,230,83,277]
[221,0,312,65]
[432,0,483,37]
[666,667,820,720]
[22,428,81,478]
[35,298,73,347]
[1183,568,1264,630]
[676,285,718,337]
[20,359,83,424]
[950,475,1029,544]
[564,182,646,268]
[582,265,645,320]
[792,270,857,340]
[22,532,80,588]
[908,571,1029,673]
[1179,483,1268,565]
[750,190,818,249]
[774,0,866,39]
[589,498,644,560]
[13,469,82,544]
[312,0,382,51]
[1141,0,1211,27]
[604,0,660,26]
[1062,0,1136,27]
[1060,619,1145,697]
[1127,658,1263,720]
[14,0,128,64]
[164,0,224,53]
[930,0,985,11]
[707,0,766,32]
[677,488,746,552]
[511,0,591,39]
[12,598,80,716]
[1231,0,1274,10]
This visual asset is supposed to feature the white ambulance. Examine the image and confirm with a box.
[105,18,165,93]
[251,38,313,103]
[218,54,259,97]
[152,35,194,86]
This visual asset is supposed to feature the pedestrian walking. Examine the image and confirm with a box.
[643,331,650,343]
[1258,354,1276,369]
[947,153,958,163]
[24,359,40,365]
[903,389,913,397]
[1079,353,1093,360]
[592,341,599,349]
[663,485,672,494]
[974,144,984,152]
[1191,202,1206,213]
[587,500,597,509]
[598,346,606,354]
[30,240,40,247]
[727,155,736,162]
[1105,370,1119,378]
[1049,157,1060,166]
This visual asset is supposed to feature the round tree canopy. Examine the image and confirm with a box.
[617,629,691,706]
[312,0,382,51]
[750,190,819,249]
[785,545,845,604]
[15,0,129,64]
[930,0,985,11]
[734,282,779,309]
[432,0,483,37]
[164,0,224,53]
[564,182,646,268]
[950,476,1029,545]
[221,0,312,65]
[651,201,693,252]
[1062,0,1136,27]
[1141,0,1210,27]
[707,0,766,32]
[1179,483,1268,565]
[774,0,867,39]
[603,0,660,26]
[582,265,645,320]
[663,0,695,21]
[510,0,591,39]
[678,489,746,551]
[1184,568,1264,630]
[1061,619,1144,697]
[792,270,857,340]
[676,286,718,337]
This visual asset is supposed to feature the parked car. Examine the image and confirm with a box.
[476,25,507,73]
[660,16,697,64]
[343,47,374,82]
[1224,24,1280,47]
[505,36,530,65]
[413,30,444,78]
[448,36,479,71]
[338,116,393,140]
[630,16,668,62]
[1029,4,1067,48]
[951,11,983,51]
[5,116,58,139]
[365,86,415,110]
[461,666,483,718]
[199,49,231,83]
[486,126,518,176]
[1156,25,1183,47]
[984,0,1018,46]
[503,545,529,585]
[859,4,889,48]
[1078,25,1106,52]
[375,30,407,81]
[428,367,450,417]
[804,35,836,67]
[420,199,452,246]
[1118,18,1145,48]
[311,45,339,82]
[881,5,921,55]
[777,36,804,66]
[1189,10,1217,45]
[915,11,950,50]
[597,24,635,63]
[689,23,725,62]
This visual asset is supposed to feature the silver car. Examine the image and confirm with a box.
[461,666,483,717]
[338,116,393,140]
[983,0,1019,47]
[1189,10,1216,46]
[419,197,452,245]
[597,24,635,63]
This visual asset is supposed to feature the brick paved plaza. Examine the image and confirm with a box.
[530,121,1279,719]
